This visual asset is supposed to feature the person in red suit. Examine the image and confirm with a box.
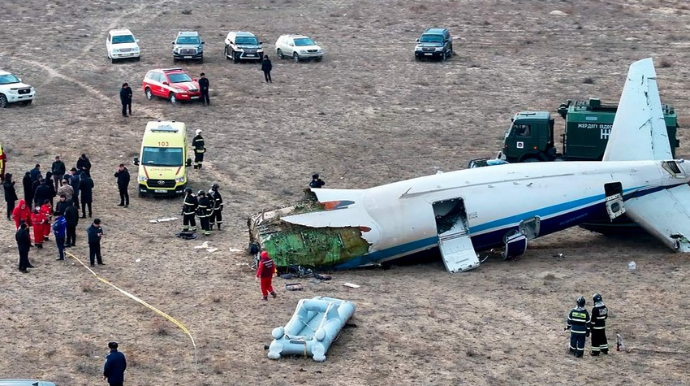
[30,206,47,248]
[40,200,53,240]
[256,251,277,301]
[12,199,31,230]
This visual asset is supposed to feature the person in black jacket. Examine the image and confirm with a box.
[29,163,42,183]
[114,164,130,207]
[192,130,205,170]
[68,168,80,208]
[51,155,66,191]
[34,178,53,209]
[181,187,198,232]
[45,171,56,207]
[199,73,210,106]
[3,173,18,220]
[197,190,212,236]
[120,83,132,117]
[64,199,79,247]
[261,55,272,83]
[54,194,69,216]
[309,173,325,188]
[208,183,223,230]
[103,341,127,386]
[87,218,104,266]
[589,293,609,356]
[77,154,91,176]
[79,172,94,218]
[566,296,591,358]
[22,171,33,209]
[16,221,33,273]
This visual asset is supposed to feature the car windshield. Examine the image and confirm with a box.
[112,35,136,44]
[294,38,315,46]
[142,147,183,166]
[0,74,20,84]
[177,36,200,44]
[236,36,258,45]
[420,34,443,43]
[167,73,192,83]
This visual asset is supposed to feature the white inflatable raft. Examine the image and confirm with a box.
[268,296,355,362]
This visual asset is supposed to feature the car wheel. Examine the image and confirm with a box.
[145,88,153,101]
[169,93,177,105]
[277,49,284,59]
[293,52,300,63]
[111,57,116,64]
[224,46,230,60]
[314,56,322,62]
[135,56,140,62]
[0,94,7,108]
[233,51,240,63]
[199,56,204,64]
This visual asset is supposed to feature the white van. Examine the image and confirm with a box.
[106,29,140,63]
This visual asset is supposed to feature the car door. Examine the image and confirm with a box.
[157,72,168,96]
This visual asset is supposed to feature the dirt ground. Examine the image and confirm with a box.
[2,0,690,385]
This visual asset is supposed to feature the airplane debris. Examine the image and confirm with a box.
[207,248,218,253]
[285,283,303,291]
[343,282,360,288]
[195,241,209,249]
[149,217,179,223]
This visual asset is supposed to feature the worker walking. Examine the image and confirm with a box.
[261,55,272,83]
[256,251,277,301]
[181,187,198,232]
[199,73,210,106]
[114,164,130,208]
[208,183,223,230]
[87,218,105,267]
[192,129,205,170]
[590,293,609,356]
[196,190,212,236]
[566,296,591,358]
[103,341,127,386]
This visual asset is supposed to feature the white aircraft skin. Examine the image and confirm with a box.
[277,58,690,272]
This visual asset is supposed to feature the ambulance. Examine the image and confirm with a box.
[134,121,191,196]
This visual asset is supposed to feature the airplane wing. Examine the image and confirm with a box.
[602,58,673,162]
[625,184,690,251]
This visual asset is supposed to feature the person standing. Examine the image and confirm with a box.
[589,293,609,356]
[69,168,81,208]
[22,171,34,209]
[12,199,31,230]
[40,199,53,241]
[54,194,69,216]
[52,215,67,261]
[199,73,210,106]
[103,341,127,386]
[114,164,130,207]
[309,173,325,188]
[30,206,47,248]
[34,178,52,209]
[51,155,66,191]
[79,171,94,218]
[196,190,212,236]
[3,173,18,220]
[29,163,42,183]
[261,55,273,83]
[181,187,197,232]
[44,171,57,208]
[16,221,33,273]
[64,199,79,247]
[57,178,74,202]
[120,83,133,117]
[87,218,104,266]
[256,251,277,301]
[208,183,223,230]
[77,154,92,176]
[192,129,205,170]
[566,296,591,358]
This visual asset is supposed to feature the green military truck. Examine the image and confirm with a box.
[500,97,679,163]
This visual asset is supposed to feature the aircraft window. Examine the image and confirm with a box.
[663,161,682,175]
[513,124,531,137]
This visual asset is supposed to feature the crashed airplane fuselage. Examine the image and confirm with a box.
[248,58,690,273]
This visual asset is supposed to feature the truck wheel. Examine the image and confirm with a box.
[277,49,284,59]
[22,100,32,106]
[145,87,153,100]
[0,94,7,108]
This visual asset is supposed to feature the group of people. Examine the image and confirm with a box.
[565,293,609,358]
[181,183,223,236]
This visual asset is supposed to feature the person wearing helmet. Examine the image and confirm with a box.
[255,250,277,301]
[208,183,223,230]
[565,296,591,358]
[309,173,325,189]
[192,129,205,170]
[181,187,198,232]
[590,293,609,356]
[196,190,212,236]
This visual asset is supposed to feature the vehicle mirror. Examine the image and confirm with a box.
[289,43,293,47]
[172,41,175,44]
[201,41,205,44]
[415,38,420,43]
[135,39,140,43]
[186,158,192,167]
[162,82,169,85]
[133,157,139,166]
[259,41,263,44]
[17,78,21,82]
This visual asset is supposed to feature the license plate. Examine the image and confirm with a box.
[190,96,199,99]
[184,56,192,58]
[246,54,255,57]
[154,189,168,193]
[424,53,432,56]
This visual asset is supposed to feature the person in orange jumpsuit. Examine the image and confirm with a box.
[256,251,277,301]
[30,206,48,248]
[40,200,53,240]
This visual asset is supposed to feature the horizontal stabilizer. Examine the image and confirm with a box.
[309,188,365,205]
[625,184,690,252]
[603,58,672,162]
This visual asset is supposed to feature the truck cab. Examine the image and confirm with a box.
[502,111,555,162]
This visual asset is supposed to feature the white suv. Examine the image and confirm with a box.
[224,31,263,63]
[0,70,36,108]
[106,29,141,63]
[275,34,323,62]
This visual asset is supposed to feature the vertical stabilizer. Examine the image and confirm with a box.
[602,58,672,161]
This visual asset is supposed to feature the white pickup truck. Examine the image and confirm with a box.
[0,70,36,108]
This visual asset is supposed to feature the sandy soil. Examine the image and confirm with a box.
[2,0,690,385]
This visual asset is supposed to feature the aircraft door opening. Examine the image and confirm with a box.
[432,198,480,273]
[604,182,626,220]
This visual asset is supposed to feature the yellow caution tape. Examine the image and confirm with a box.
[66,251,197,364]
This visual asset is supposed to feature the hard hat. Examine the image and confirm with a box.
[195,129,202,135]
[197,190,205,196]
[312,173,319,179]
[593,293,603,303]
[576,296,586,308]
[260,251,269,259]
[212,183,220,190]
[184,187,193,193]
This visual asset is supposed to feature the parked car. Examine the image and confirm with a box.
[142,68,201,104]
[414,28,453,61]
[0,70,36,108]
[106,29,141,63]
[223,31,263,63]
[0,380,56,386]
[275,34,324,62]
[172,31,204,63]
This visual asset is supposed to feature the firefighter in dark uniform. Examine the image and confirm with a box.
[590,293,609,356]
[182,187,198,232]
[309,173,325,188]
[192,129,205,170]
[208,183,223,230]
[199,73,210,106]
[196,190,212,236]
[566,296,590,358]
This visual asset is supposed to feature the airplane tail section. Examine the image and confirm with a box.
[602,58,672,162]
